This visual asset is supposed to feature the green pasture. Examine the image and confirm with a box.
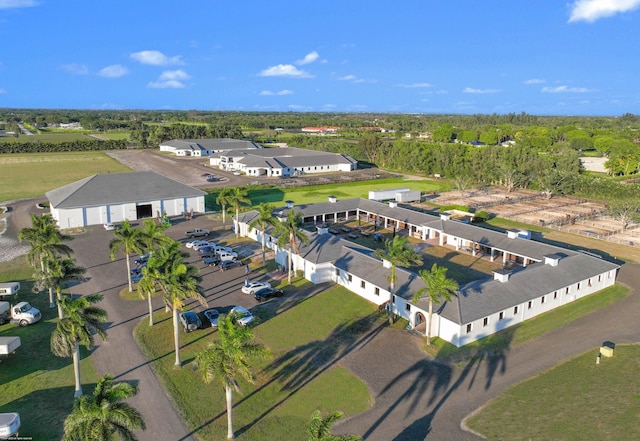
[135,286,375,440]
[0,151,130,203]
[467,344,640,441]
[206,177,449,210]
[0,133,91,143]
[0,257,99,441]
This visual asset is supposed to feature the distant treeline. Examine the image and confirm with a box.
[0,139,127,154]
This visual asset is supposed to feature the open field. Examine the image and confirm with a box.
[0,151,131,203]
[467,345,640,441]
[0,133,92,143]
[135,286,375,440]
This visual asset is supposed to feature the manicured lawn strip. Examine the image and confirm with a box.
[134,286,375,440]
[0,264,99,441]
[431,284,629,363]
[0,151,131,203]
[467,345,640,441]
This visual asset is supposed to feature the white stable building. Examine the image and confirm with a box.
[236,197,619,347]
[46,171,206,228]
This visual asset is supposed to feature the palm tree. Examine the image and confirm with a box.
[156,241,205,366]
[227,187,250,238]
[412,263,458,346]
[19,213,73,308]
[308,410,361,441]
[109,220,145,293]
[196,314,269,440]
[373,236,423,324]
[51,293,108,397]
[62,374,146,441]
[216,187,233,227]
[273,210,310,284]
[139,218,171,252]
[248,202,277,266]
[48,257,87,319]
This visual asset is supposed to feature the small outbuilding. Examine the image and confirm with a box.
[46,171,206,228]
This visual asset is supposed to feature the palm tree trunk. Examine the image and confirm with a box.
[235,208,240,238]
[73,341,83,397]
[57,290,64,319]
[388,267,395,325]
[427,299,434,346]
[261,228,266,266]
[49,286,56,309]
[226,385,234,439]
[148,293,154,326]
[222,205,227,226]
[126,253,133,293]
[287,247,293,284]
[173,307,181,366]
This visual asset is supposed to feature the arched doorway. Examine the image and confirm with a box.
[414,312,426,334]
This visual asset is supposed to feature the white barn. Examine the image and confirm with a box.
[46,171,206,229]
[236,198,620,347]
[159,138,261,157]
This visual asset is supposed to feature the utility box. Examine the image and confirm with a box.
[0,282,20,298]
[600,346,614,357]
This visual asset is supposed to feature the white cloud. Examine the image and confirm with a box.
[541,85,593,93]
[258,64,313,78]
[524,78,546,85]
[463,87,501,94]
[394,82,432,88]
[130,50,183,66]
[296,51,319,65]
[259,89,294,96]
[148,69,190,88]
[337,74,376,84]
[337,74,358,81]
[288,104,313,110]
[0,0,37,9]
[98,65,128,78]
[568,0,640,22]
[61,63,89,75]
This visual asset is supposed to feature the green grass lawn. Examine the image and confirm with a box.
[0,151,131,203]
[0,257,99,440]
[0,133,92,142]
[467,344,640,441]
[134,286,377,440]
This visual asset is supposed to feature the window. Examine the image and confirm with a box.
[406,303,411,312]
[499,311,504,320]
[541,296,545,304]
[565,287,570,295]
[598,275,602,282]
[514,306,519,315]
[553,291,558,300]
[393,295,396,302]
[335,268,340,277]
[577,282,581,290]
[527,301,532,310]
[347,274,352,282]
[360,281,366,289]
[483,317,489,327]
[466,323,472,334]
[374,287,380,296]
[588,279,592,287]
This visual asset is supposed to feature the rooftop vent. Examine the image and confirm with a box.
[382,259,392,269]
[388,200,398,208]
[440,212,452,221]
[493,268,512,283]
[285,200,294,209]
[543,254,561,267]
[328,195,337,203]
[316,224,329,235]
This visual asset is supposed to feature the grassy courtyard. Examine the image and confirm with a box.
[134,286,377,440]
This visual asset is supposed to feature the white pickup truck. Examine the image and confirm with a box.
[186,228,210,238]
[0,301,42,326]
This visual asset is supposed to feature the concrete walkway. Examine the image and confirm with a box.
[336,263,640,440]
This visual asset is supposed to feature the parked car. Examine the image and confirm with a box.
[131,272,143,283]
[202,308,220,328]
[253,287,284,302]
[214,246,233,254]
[131,262,147,274]
[219,260,242,271]
[217,251,238,262]
[103,223,115,231]
[230,306,254,326]
[186,228,210,239]
[203,256,220,266]
[179,311,202,333]
[186,239,209,249]
[207,175,218,182]
[194,241,216,251]
[242,281,271,295]
[134,253,150,265]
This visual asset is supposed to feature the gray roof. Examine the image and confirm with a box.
[221,147,357,168]
[46,171,206,209]
[161,139,261,151]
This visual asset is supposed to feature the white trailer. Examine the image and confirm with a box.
[0,282,20,299]
[0,413,20,439]
[0,336,20,355]
[395,190,422,203]
[368,188,410,201]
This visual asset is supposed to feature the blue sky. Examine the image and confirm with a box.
[1,0,639,115]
